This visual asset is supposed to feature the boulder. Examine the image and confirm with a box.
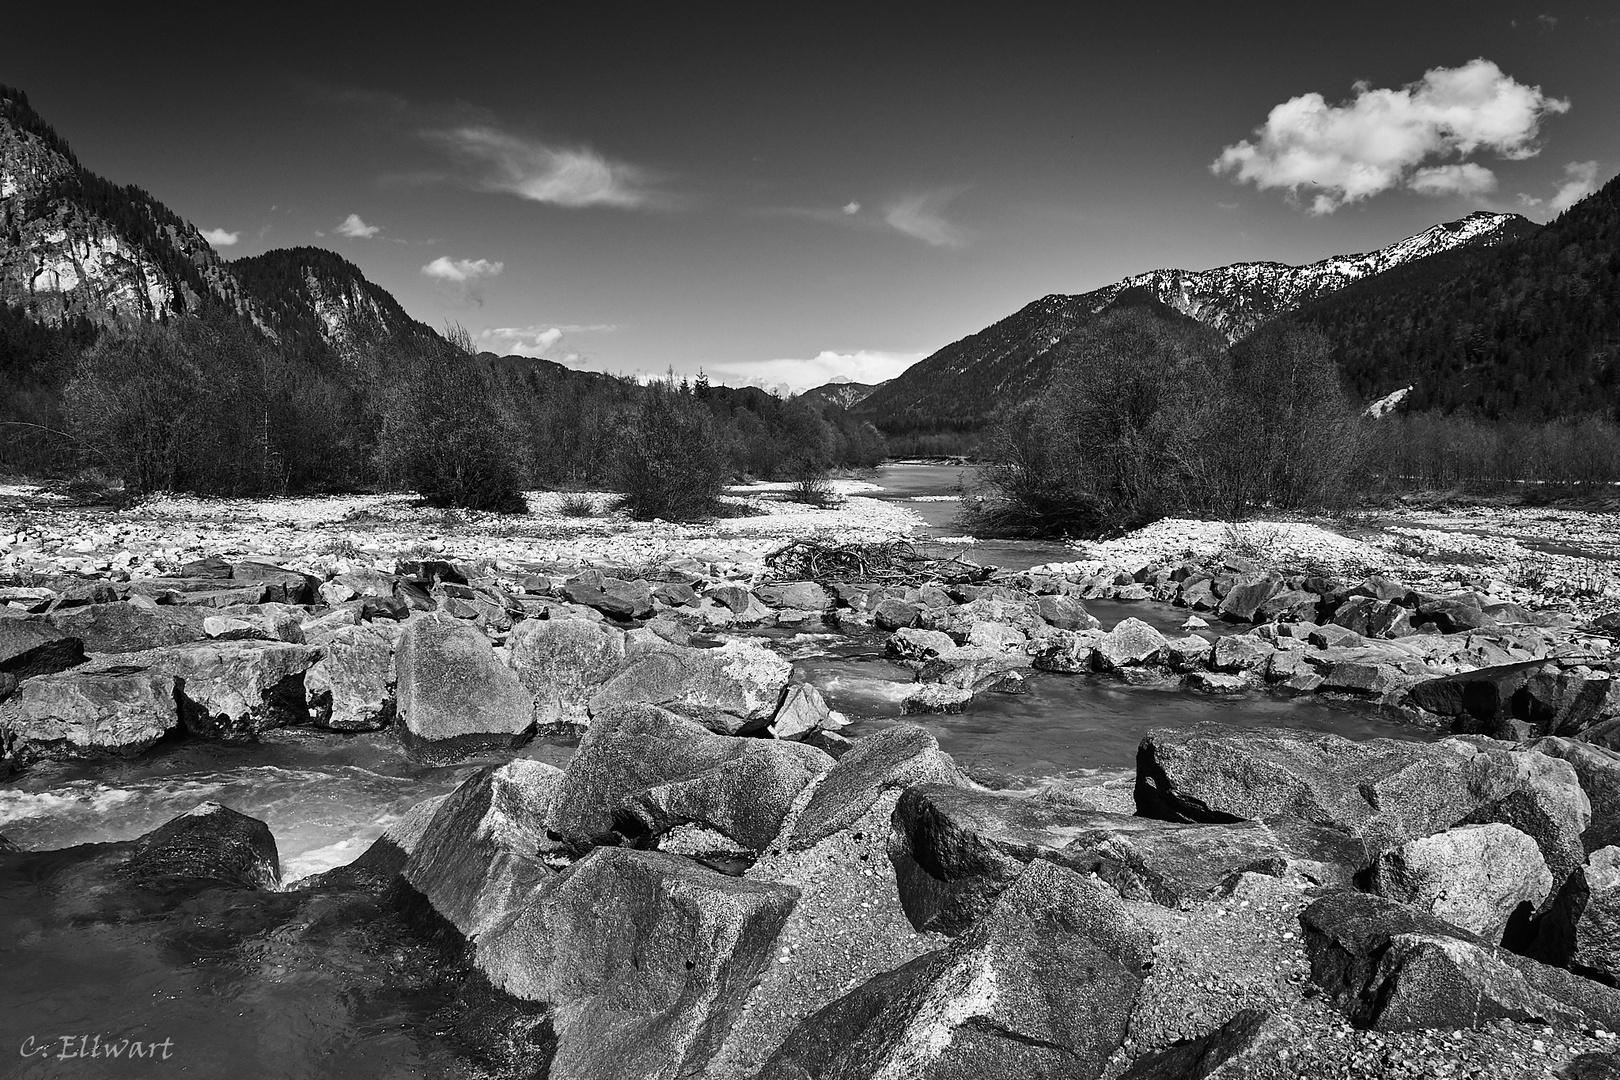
[157,641,320,739]
[202,603,306,643]
[46,601,207,653]
[757,582,833,612]
[1094,617,1168,671]
[900,683,973,714]
[477,847,796,1080]
[888,784,1336,935]
[756,859,1150,1080]
[966,621,1026,651]
[1117,1009,1271,1080]
[304,624,396,731]
[1032,628,1101,673]
[1565,846,1620,981]
[769,682,846,741]
[396,613,535,761]
[589,638,791,734]
[1523,668,1616,738]
[1209,634,1272,673]
[1300,890,1620,1032]
[789,725,972,850]
[1217,577,1281,623]
[1179,579,1219,611]
[561,571,653,619]
[872,598,920,631]
[1408,661,1550,738]
[1164,635,1212,673]
[1186,671,1249,694]
[1257,589,1320,624]
[229,562,319,605]
[506,616,626,728]
[1419,595,1497,634]
[0,668,177,763]
[1534,737,1620,853]
[0,616,85,678]
[1369,823,1552,942]
[1036,594,1099,631]
[401,760,562,940]
[324,792,449,883]
[885,626,957,663]
[126,802,280,891]
[547,702,831,851]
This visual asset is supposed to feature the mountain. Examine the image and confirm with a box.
[0,85,252,326]
[1285,173,1620,420]
[799,380,879,409]
[854,211,1536,435]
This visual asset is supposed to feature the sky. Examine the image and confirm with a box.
[5,1,1617,392]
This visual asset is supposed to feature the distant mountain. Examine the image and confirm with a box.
[854,211,1536,435]
[1286,173,1620,420]
[799,380,880,409]
[0,85,253,327]
[231,247,438,363]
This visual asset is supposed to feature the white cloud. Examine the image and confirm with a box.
[1213,58,1570,214]
[200,227,239,247]
[1548,160,1601,214]
[884,191,969,247]
[843,201,861,214]
[475,323,616,359]
[429,125,665,209]
[336,213,381,238]
[711,349,924,395]
[421,257,505,282]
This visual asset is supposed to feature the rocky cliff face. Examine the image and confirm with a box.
[0,86,250,327]
[230,247,438,363]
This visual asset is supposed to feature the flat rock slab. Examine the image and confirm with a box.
[47,602,208,653]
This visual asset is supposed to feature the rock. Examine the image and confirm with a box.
[396,558,467,586]
[1258,589,1320,623]
[229,561,319,605]
[304,624,396,731]
[154,641,320,739]
[803,729,854,758]
[589,638,791,735]
[1164,635,1212,672]
[900,683,973,714]
[1535,737,1620,853]
[506,616,626,729]
[126,802,280,891]
[1524,668,1616,737]
[396,613,535,762]
[1301,890,1620,1032]
[1419,595,1497,634]
[790,725,972,850]
[1369,823,1552,941]
[885,626,957,663]
[757,582,833,612]
[1217,577,1281,623]
[888,784,1327,935]
[327,793,448,882]
[0,616,85,679]
[1115,583,1151,601]
[476,847,798,1080]
[47,601,207,653]
[1186,671,1249,694]
[1408,660,1550,738]
[1117,1009,1271,1080]
[769,682,846,741]
[561,571,653,619]
[1094,617,1168,671]
[49,580,119,608]
[168,584,277,609]
[1180,579,1219,611]
[547,703,831,851]
[756,859,1150,1080]
[652,581,698,607]
[1032,628,1101,673]
[705,583,757,613]
[1036,594,1099,631]
[1308,623,1365,649]
[965,621,1025,651]
[1564,1052,1620,1080]
[1209,633,1272,673]
[401,760,563,940]
[0,668,177,763]
[1316,660,1402,697]
[871,598,920,631]
[1181,615,1210,631]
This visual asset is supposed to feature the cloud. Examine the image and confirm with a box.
[421,257,505,282]
[428,125,666,209]
[1212,58,1570,214]
[884,190,969,247]
[475,324,616,359]
[710,349,924,395]
[336,213,381,238]
[843,201,861,214]
[200,227,239,247]
[1549,160,1601,214]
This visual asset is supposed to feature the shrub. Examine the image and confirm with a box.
[558,493,599,517]
[613,380,728,521]
[788,472,839,507]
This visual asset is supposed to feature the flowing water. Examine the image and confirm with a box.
[864,462,1076,571]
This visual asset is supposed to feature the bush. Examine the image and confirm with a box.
[788,472,839,507]
[558,493,599,517]
[614,380,728,520]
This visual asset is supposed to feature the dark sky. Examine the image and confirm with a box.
[5,1,1616,388]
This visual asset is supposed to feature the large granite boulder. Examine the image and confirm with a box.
[476,847,798,1080]
[1036,593,1099,631]
[1093,617,1168,672]
[1300,890,1620,1032]
[547,702,832,851]
[561,571,653,619]
[888,784,1353,935]
[229,561,320,605]
[789,725,972,850]
[1368,823,1552,942]
[506,616,626,729]
[396,613,535,761]
[1563,846,1620,981]
[401,760,562,940]
[1407,661,1549,738]
[1534,737,1620,853]
[126,802,280,891]
[1217,577,1282,623]
[0,668,177,763]
[148,641,320,739]
[588,638,791,735]
[0,616,85,679]
[756,859,1151,1080]
[304,623,396,731]
[757,581,833,612]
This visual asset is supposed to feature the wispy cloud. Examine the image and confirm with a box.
[427,125,668,210]
[421,257,504,282]
[200,227,239,247]
[336,213,382,238]
[884,190,969,247]
[1520,160,1603,216]
[476,323,617,360]
[843,201,861,214]
[1213,58,1570,214]
[711,349,923,395]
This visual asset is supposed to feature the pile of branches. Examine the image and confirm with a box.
[764,538,992,586]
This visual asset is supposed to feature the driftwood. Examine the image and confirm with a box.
[764,538,991,586]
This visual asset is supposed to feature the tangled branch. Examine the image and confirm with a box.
[765,539,991,586]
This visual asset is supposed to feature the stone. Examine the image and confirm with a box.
[1094,617,1168,671]
[1217,577,1282,623]
[547,702,831,851]
[769,682,846,741]
[126,802,280,891]
[900,683,973,714]
[1209,633,1272,673]
[229,562,319,605]
[395,558,467,586]
[304,624,396,731]
[885,626,957,663]
[401,760,563,940]
[153,641,319,739]
[1316,660,1402,697]
[1408,660,1550,738]
[872,598,920,630]
[1032,628,1100,673]
[47,601,207,653]
[326,793,449,882]
[1308,623,1365,649]
[561,571,653,619]
[1036,594,1099,631]
[0,668,177,763]
[1180,579,1219,611]
[790,725,972,850]
[1117,1009,1271,1080]
[0,616,85,679]
[1186,671,1249,694]
[1164,634,1212,673]
[506,616,626,729]
[888,784,1328,935]
[589,638,791,735]
[1534,738,1620,853]
[1257,588,1320,624]
[1419,595,1498,634]
[1567,846,1620,981]
[396,613,535,762]
[965,620,1025,651]
[652,581,698,607]
[1369,823,1552,942]
[757,581,833,611]
[1523,668,1615,737]
[756,859,1150,1080]
[1181,614,1210,631]
[476,847,798,1080]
